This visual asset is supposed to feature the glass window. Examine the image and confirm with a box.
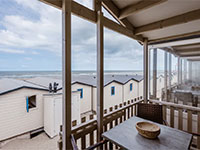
[130,83,133,91]
[77,88,83,99]
[111,86,115,96]
[26,95,36,112]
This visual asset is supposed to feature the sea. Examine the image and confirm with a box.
[0,70,145,79]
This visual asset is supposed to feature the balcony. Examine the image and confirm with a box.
[39,0,200,149]
[57,97,200,149]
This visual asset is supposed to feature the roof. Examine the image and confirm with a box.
[0,75,143,95]
[0,78,48,95]
[25,77,62,89]
[25,74,143,88]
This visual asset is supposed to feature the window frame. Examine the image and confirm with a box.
[111,86,115,96]
[130,83,133,91]
[26,95,37,112]
[77,88,83,99]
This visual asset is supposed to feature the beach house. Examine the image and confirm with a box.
[0,78,48,142]
[0,78,80,143]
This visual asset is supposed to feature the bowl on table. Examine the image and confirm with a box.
[135,121,160,139]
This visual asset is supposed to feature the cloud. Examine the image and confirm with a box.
[0,0,62,54]
[24,57,32,60]
[0,48,25,54]
[31,51,39,55]
[0,0,144,71]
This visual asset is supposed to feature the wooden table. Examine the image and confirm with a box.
[102,117,192,150]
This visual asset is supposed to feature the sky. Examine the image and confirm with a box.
[0,0,172,71]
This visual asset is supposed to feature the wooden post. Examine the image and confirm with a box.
[96,0,104,143]
[188,61,192,82]
[164,51,168,101]
[180,58,182,84]
[168,53,172,89]
[178,109,183,130]
[177,57,180,84]
[143,39,148,103]
[152,48,157,99]
[148,48,151,97]
[184,59,187,83]
[170,106,174,128]
[187,110,192,133]
[62,0,72,149]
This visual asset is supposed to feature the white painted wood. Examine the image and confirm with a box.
[0,88,47,141]
[119,0,167,19]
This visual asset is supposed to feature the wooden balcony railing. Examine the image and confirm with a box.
[63,97,143,150]
[149,99,200,149]
[58,97,200,149]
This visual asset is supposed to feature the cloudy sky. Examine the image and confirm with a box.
[0,0,172,71]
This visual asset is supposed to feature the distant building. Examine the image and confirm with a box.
[0,78,48,142]
[0,74,144,142]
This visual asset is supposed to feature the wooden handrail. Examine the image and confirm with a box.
[149,99,200,112]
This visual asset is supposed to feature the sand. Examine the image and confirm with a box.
[1,133,59,150]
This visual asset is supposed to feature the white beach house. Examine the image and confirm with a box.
[0,74,169,144]
[0,78,48,142]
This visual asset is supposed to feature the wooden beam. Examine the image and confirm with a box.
[103,17,143,42]
[187,58,200,61]
[96,9,104,144]
[173,42,200,49]
[119,0,167,20]
[62,0,72,149]
[40,0,143,42]
[102,0,134,30]
[174,48,200,53]
[180,53,200,57]
[135,9,200,35]
[143,39,148,102]
[39,0,62,9]
[149,30,200,44]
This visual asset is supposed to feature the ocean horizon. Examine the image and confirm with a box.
[0,70,145,79]
[0,70,166,79]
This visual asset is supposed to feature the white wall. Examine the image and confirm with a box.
[72,83,92,114]
[92,82,124,111]
[139,80,143,97]
[43,92,80,138]
[104,82,123,110]
[0,88,47,141]
[123,80,139,102]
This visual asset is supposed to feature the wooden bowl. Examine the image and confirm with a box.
[135,121,160,139]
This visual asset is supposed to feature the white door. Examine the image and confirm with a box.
[54,97,62,136]
[72,95,80,124]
